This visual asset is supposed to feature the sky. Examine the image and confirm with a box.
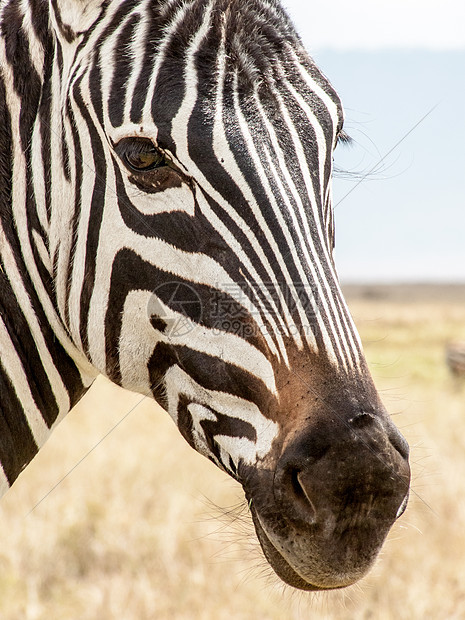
[282,0,465,51]
[281,1,465,283]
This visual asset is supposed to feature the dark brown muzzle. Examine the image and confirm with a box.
[245,411,410,590]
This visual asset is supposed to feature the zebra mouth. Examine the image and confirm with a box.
[249,506,350,591]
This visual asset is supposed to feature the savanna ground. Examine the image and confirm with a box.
[0,284,464,620]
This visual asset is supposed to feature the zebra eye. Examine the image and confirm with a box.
[117,138,166,172]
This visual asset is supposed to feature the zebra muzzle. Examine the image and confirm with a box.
[242,411,410,590]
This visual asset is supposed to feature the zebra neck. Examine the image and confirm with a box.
[0,0,98,493]
[0,260,96,491]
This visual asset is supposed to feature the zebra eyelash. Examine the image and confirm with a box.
[336,129,352,146]
[114,137,167,172]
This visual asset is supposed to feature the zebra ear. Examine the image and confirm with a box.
[51,0,105,39]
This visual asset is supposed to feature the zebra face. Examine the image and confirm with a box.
[54,0,410,590]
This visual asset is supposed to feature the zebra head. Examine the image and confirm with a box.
[2,0,410,591]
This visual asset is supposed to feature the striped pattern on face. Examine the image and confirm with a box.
[0,0,366,485]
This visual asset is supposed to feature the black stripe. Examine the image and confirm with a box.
[0,366,38,486]
[163,344,274,411]
[108,13,140,127]
[201,405,257,442]
[0,275,57,429]
[55,45,72,183]
[283,64,337,191]
[28,0,52,49]
[38,34,54,224]
[68,72,108,355]
[49,0,75,43]
[1,0,43,151]
[200,404,256,466]
[89,53,104,129]
[0,74,13,219]
[63,99,83,329]
[148,340,275,414]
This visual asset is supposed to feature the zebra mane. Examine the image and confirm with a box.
[141,0,309,99]
[217,0,305,91]
[49,0,308,92]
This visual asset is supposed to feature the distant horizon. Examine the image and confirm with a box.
[340,279,465,286]
[340,281,465,305]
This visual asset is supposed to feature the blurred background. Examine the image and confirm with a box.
[1,2,464,619]
[285,0,465,284]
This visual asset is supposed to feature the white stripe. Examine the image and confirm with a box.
[140,0,195,129]
[30,118,49,232]
[0,465,9,497]
[169,0,215,141]
[20,0,45,77]
[122,0,153,124]
[52,108,76,324]
[98,11,130,133]
[32,230,52,274]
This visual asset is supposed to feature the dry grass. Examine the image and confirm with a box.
[1,289,464,619]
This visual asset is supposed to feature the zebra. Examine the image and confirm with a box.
[0,0,410,591]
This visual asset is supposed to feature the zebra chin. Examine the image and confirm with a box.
[238,409,411,591]
[249,507,371,591]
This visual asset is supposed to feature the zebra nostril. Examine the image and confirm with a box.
[291,469,309,503]
[349,413,410,462]
[293,470,318,518]
[275,463,317,524]
[388,428,410,461]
